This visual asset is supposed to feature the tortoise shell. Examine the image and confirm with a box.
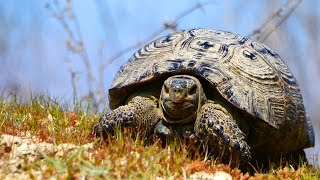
[109,29,314,152]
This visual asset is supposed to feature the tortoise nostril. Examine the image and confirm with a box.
[169,84,187,103]
[174,89,180,93]
[173,85,183,93]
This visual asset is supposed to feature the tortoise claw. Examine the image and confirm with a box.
[92,123,103,137]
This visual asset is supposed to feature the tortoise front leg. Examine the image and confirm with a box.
[195,101,251,161]
[93,96,161,137]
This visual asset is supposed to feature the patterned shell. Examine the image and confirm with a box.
[109,29,314,148]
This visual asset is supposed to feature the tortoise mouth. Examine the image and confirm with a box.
[162,100,197,121]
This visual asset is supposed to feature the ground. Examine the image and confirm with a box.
[0,97,318,179]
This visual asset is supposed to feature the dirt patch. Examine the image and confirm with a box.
[0,134,235,179]
[0,134,93,179]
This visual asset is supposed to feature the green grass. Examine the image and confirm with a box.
[0,96,319,179]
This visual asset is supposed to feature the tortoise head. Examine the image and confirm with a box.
[160,75,206,124]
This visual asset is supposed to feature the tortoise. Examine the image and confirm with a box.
[93,29,314,162]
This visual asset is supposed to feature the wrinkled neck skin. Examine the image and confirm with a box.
[159,75,207,124]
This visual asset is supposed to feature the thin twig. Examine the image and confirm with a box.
[67,0,95,88]
[106,1,216,64]
[98,42,107,109]
[247,0,293,38]
[249,0,303,42]
[45,0,215,110]
[259,0,303,42]
[47,0,97,107]
[66,60,80,106]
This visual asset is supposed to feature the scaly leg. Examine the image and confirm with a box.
[92,96,161,137]
[195,101,251,161]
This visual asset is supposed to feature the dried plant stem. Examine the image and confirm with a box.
[106,1,215,64]
[249,0,303,42]
[45,0,215,110]
[47,0,96,106]
[70,70,78,106]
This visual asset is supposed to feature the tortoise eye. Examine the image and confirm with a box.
[188,83,197,94]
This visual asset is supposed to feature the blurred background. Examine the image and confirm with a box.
[0,0,318,165]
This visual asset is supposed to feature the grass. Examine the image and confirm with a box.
[0,95,319,179]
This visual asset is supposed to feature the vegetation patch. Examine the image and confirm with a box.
[0,97,319,179]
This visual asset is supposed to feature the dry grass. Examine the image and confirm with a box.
[0,96,319,179]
